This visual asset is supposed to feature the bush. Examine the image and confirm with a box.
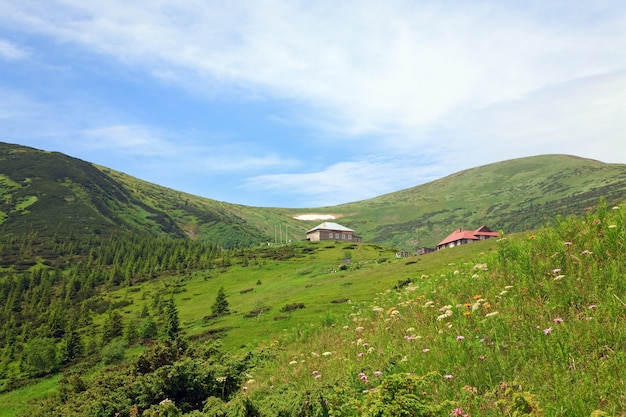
[101,338,126,365]
[280,303,305,313]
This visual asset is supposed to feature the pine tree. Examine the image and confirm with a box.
[102,310,124,345]
[164,298,180,340]
[211,286,230,317]
[61,322,83,363]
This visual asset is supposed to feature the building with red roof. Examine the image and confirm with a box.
[436,226,499,250]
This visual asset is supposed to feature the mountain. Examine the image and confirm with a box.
[0,142,287,248]
[306,154,626,248]
[3,142,626,250]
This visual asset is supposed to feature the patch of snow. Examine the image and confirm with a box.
[293,214,337,221]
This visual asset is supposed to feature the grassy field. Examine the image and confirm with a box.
[0,239,500,416]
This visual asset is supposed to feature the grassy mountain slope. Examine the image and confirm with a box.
[3,202,625,416]
[308,154,626,249]
[0,143,293,248]
[3,142,626,251]
[0,143,184,239]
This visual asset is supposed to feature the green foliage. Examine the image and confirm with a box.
[362,373,447,417]
[164,298,181,340]
[60,323,83,363]
[102,310,124,345]
[20,337,59,377]
[100,338,126,365]
[211,287,230,317]
[140,316,159,340]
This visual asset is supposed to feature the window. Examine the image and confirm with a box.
[341,234,345,239]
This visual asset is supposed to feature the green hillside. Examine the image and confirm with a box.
[306,154,626,249]
[1,201,624,416]
[2,142,626,416]
[4,142,626,251]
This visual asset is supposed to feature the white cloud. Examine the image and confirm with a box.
[0,38,28,60]
[244,157,445,207]
[2,1,625,138]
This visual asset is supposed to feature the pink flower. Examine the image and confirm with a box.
[564,242,572,246]
[422,348,430,353]
[451,407,466,416]
[543,327,553,335]
[588,304,597,309]
[553,317,564,324]
[456,335,465,340]
[444,374,454,379]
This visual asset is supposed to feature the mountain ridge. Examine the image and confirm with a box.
[3,141,626,249]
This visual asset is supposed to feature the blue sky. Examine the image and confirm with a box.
[1,1,625,208]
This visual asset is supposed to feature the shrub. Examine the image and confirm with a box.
[100,338,126,365]
[280,303,305,313]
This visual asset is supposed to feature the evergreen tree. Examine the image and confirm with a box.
[124,320,139,346]
[164,298,180,340]
[211,286,230,317]
[61,323,83,363]
[101,310,124,345]
[139,315,158,340]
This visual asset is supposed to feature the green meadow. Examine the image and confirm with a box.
[3,201,625,416]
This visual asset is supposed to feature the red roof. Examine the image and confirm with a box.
[437,226,499,247]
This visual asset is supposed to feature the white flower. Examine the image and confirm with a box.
[485,311,499,318]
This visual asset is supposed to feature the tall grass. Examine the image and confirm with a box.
[243,201,626,416]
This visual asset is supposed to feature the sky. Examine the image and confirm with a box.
[0,1,625,208]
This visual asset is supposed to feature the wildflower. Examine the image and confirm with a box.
[581,250,592,255]
[543,327,553,335]
[406,327,416,333]
[499,290,508,295]
[552,268,561,274]
[485,311,499,317]
[553,317,563,324]
[439,305,453,312]
[322,351,333,356]
[358,352,364,357]
[444,374,454,379]
[289,360,297,365]
[479,355,485,361]
[422,348,430,353]
[404,335,417,341]
[355,326,364,332]
[564,242,572,246]
[373,371,383,377]
[473,294,483,300]
[504,285,514,289]
[314,374,322,379]
[554,275,565,281]
[372,306,384,313]
[311,352,320,357]
[529,235,536,239]
[463,311,471,316]
[456,335,465,340]
[451,407,466,416]
[609,224,617,228]
[588,304,597,309]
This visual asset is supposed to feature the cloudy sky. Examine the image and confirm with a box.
[1,1,625,208]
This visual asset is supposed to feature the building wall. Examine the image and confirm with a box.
[307,229,360,242]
